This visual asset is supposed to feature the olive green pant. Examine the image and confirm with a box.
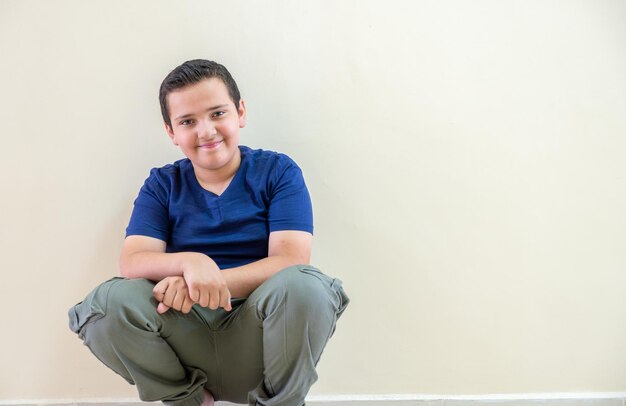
[68,265,349,406]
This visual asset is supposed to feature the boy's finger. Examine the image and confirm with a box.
[208,287,220,310]
[181,296,194,314]
[199,289,210,307]
[162,284,177,307]
[153,279,168,301]
[220,289,232,311]
[188,285,200,302]
[157,302,170,314]
[172,289,185,311]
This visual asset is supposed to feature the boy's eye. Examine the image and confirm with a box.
[212,111,225,118]
[180,119,194,126]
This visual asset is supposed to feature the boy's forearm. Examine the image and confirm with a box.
[222,255,306,298]
[120,251,197,281]
[121,250,304,298]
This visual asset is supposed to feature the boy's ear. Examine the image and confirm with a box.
[238,99,247,128]
[165,123,178,145]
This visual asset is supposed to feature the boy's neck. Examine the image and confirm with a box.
[192,149,242,195]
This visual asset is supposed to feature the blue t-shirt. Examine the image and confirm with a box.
[125,146,313,269]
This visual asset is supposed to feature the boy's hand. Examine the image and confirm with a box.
[182,253,232,311]
[153,276,195,314]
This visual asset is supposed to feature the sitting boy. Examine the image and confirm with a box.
[68,59,349,406]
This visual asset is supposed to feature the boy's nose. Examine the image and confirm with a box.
[198,120,217,138]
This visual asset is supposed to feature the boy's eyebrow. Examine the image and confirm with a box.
[174,104,230,121]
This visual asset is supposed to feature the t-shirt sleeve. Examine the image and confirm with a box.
[267,156,314,234]
[125,168,170,241]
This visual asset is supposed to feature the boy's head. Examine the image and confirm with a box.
[159,59,241,127]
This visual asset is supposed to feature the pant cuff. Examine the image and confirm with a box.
[163,387,206,406]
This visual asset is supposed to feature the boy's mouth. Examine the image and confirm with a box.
[198,141,222,149]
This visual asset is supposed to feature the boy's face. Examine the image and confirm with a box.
[165,78,246,174]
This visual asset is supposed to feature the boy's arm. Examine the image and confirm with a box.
[120,235,182,279]
[120,230,312,303]
[221,230,313,298]
[119,235,230,309]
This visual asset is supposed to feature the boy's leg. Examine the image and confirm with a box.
[68,277,221,406]
[216,265,350,406]
[68,266,349,406]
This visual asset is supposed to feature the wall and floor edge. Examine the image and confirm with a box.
[1,393,625,406]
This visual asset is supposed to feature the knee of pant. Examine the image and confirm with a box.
[69,277,157,339]
[85,278,158,335]
[277,266,342,315]
[105,278,157,318]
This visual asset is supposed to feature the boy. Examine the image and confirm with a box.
[68,59,349,406]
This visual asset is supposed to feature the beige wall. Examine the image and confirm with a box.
[1,0,625,400]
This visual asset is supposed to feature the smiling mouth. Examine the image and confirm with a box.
[198,141,222,149]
